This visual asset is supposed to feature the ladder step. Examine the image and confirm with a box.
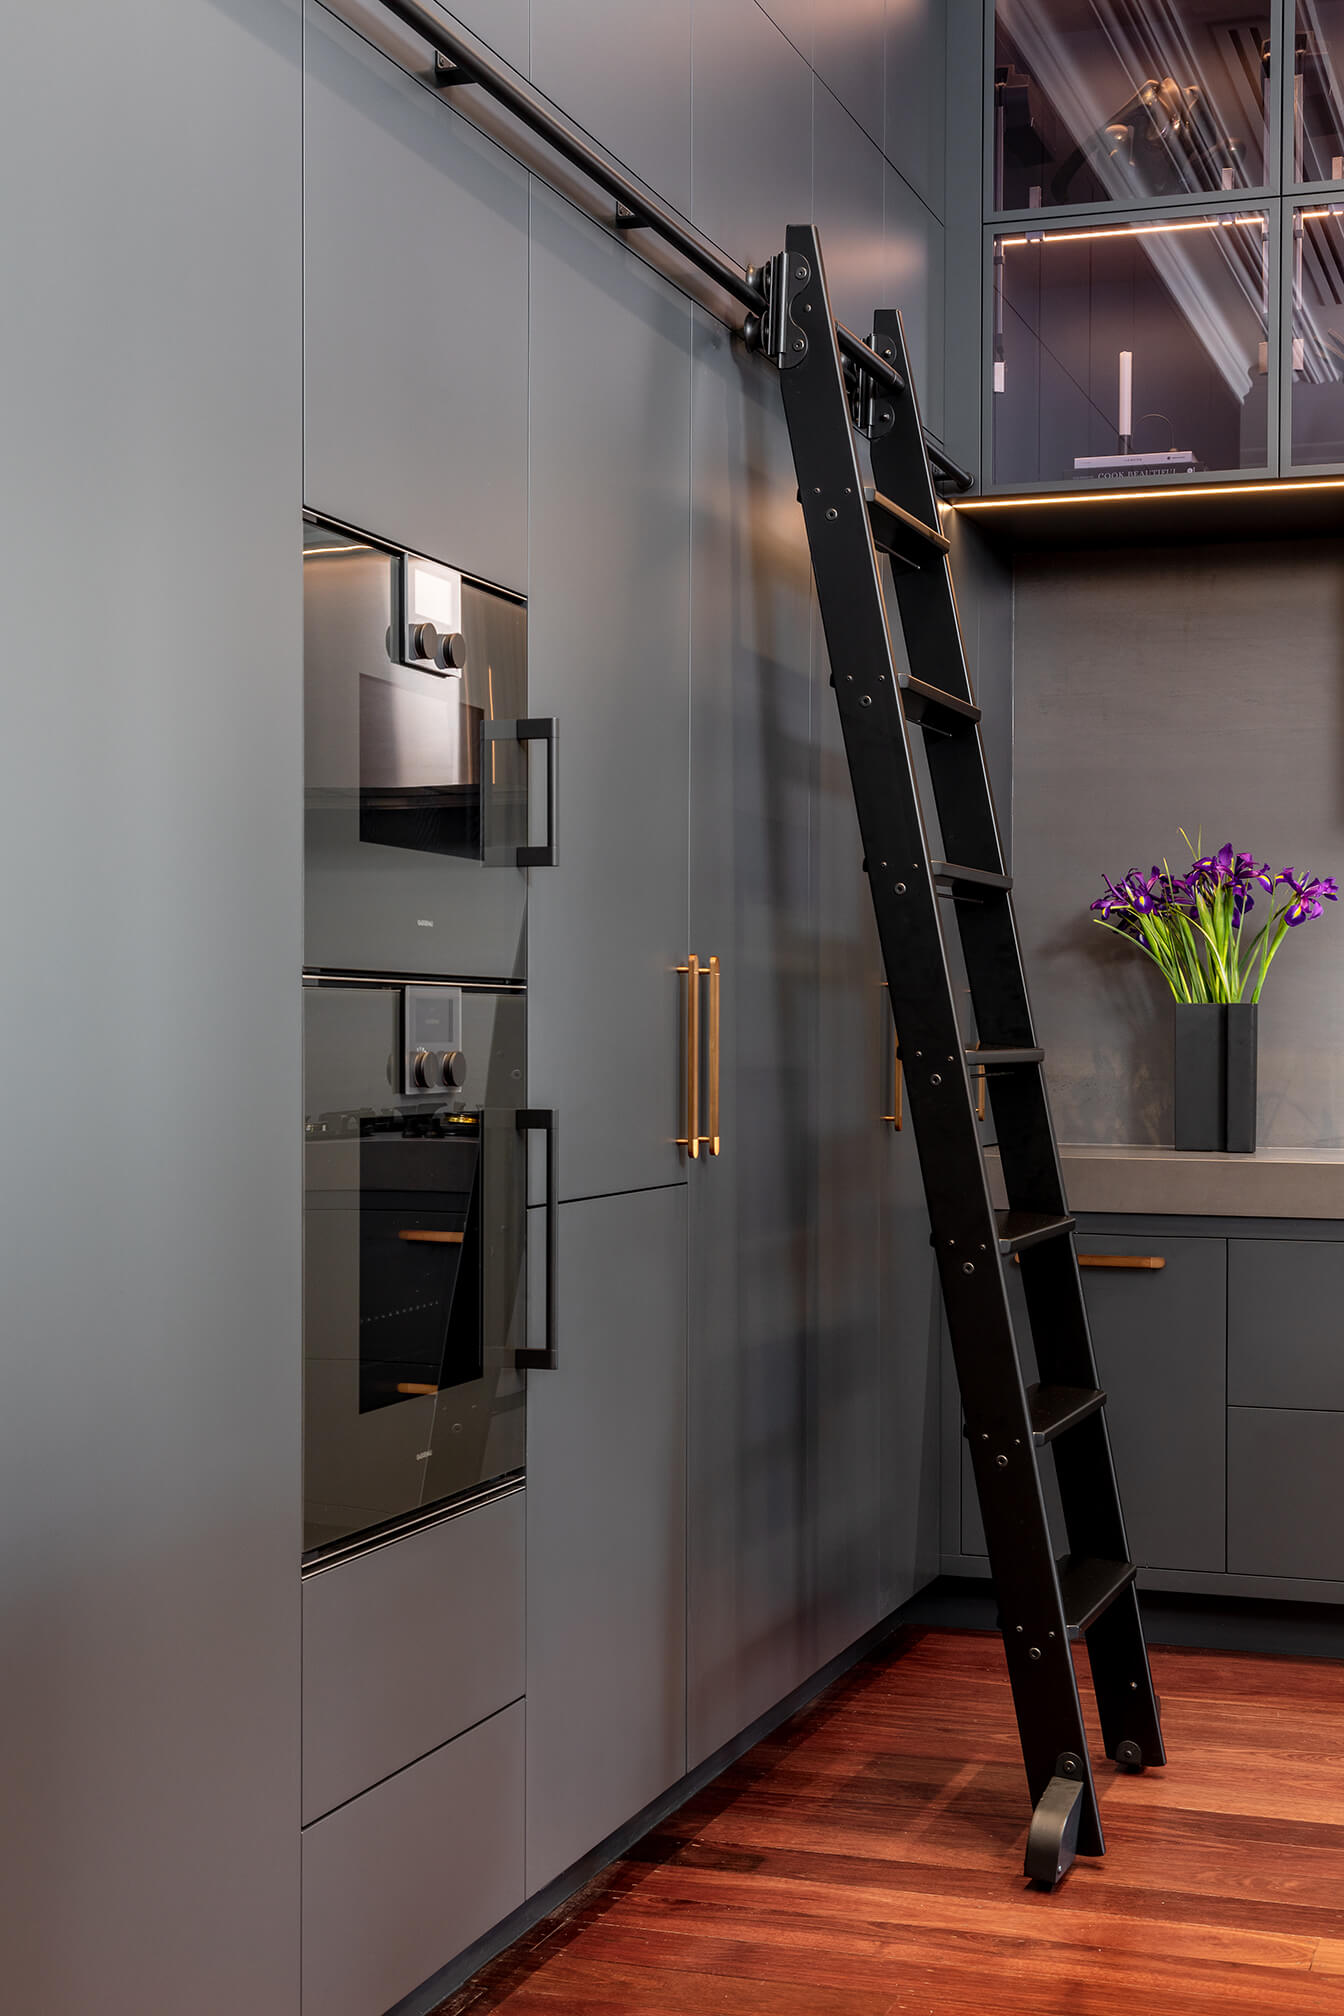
[967,1045,1043,1068]
[995,1209,1075,1255]
[933,860,1013,898]
[898,672,980,735]
[1058,1555,1138,1638]
[1027,1382,1107,1446]
[864,485,951,571]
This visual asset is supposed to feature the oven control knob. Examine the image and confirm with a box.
[411,1049,436,1090]
[434,631,468,673]
[438,1050,467,1089]
[409,622,440,663]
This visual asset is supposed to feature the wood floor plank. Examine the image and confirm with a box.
[435,1628,1344,2016]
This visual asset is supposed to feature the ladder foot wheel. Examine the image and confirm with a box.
[1024,1774,1085,1889]
[1115,1739,1145,1771]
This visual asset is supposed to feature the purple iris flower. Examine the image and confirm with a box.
[1281,870,1339,926]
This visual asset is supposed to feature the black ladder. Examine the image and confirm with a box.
[760,226,1165,1887]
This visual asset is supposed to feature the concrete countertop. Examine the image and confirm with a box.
[986,1143,1344,1220]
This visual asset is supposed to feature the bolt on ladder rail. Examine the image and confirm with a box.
[753,225,1165,1887]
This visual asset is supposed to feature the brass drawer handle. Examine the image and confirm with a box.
[677,955,722,1159]
[1079,1254,1166,1271]
[397,1230,465,1245]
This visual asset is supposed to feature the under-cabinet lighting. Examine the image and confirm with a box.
[999,215,1264,249]
[955,477,1344,511]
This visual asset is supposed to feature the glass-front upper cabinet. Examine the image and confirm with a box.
[1290,199,1344,463]
[992,209,1272,486]
[1296,6,1344,185]
[993,1,1272,211]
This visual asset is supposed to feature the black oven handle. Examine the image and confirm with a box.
[515,1107,558,1369]
[483,717,557,869]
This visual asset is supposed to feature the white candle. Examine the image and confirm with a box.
[1118,349,1133,440]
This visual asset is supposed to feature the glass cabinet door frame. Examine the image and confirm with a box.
[984,0,1289,224]
[1278,193,1344,472]
[1281,0,1344,196]
[979,195,1283,494]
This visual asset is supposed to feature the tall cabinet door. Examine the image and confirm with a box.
[525,1186,688,1891]
[686,311,817,1768]
[303,2,528,594]
[528,183,692,1202]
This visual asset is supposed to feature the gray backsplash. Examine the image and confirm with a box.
[1013,538,1344,1150]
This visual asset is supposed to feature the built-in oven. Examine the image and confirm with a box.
[303,978,552,1560]
[303,515,553,982]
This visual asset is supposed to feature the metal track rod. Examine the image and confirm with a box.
[371,0,973,492]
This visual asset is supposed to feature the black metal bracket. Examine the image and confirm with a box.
[757,249,811,371]
[515,1108,558,1371]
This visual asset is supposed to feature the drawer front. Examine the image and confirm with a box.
[303,1490,524,1824]
[1229,1408,1344,1581]
[1076,1233,1226,1573]
[961,1234,1224,1572]
[1229,1240,1344,1411]
[302,1700,525,2016]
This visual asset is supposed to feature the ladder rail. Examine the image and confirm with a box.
[772,223,1165,1880]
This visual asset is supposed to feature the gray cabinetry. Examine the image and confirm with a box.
[883,165,946,444]
[690,0,812,272]
[885,0,947,215]
[813,79,888,334]
[525,1187,688,1891]
[1076,1233,1226,1572]
[1229,1239,1344,1410]
[814,0,885,149]
[303,3,528,593]
[530,0,693,219]
[302,1491,524,1824]
[1229,1410,1344,1581]
[685,311,816,1766]
[956,1231,1226,1573]
[301,1701,525,2016]
[527,183,692,1203]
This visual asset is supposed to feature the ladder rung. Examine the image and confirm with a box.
[967,1045,1043,1068]
[933,860,1013,898]
[898,673,980,735]
[995,1209,1075,1255]
[864,486,951,570]
[1028,1383,1106,1446]
[1058,1555,1138,1638]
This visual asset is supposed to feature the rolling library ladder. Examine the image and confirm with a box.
[754,225,1166,1887]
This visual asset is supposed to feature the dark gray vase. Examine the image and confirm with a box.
[1173,1002,1258,1154]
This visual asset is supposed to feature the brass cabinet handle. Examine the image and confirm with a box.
[706,955,721,1157]
[677,955,722,1159]
[397,1230,465,1245]
[1079,1254,1166,1270]
[678,955,701,1160]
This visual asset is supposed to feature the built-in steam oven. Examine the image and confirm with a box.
[302,515,553,982]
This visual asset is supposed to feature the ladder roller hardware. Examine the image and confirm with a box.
[768,223,1165,1890]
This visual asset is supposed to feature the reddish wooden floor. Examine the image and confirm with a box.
[438,1626,1344,2015]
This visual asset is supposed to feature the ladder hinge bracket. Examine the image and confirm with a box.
[847,338,898,438]
[753,250,810,371]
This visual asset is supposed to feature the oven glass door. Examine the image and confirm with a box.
[303,982,525,1559]
[303,517,529,980]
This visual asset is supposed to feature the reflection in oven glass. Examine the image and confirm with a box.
[357,1112,482,1411]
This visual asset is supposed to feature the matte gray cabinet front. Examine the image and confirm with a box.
[303,3,528,593]
[1229,1409,1344,1580]
[685,310,816,1766]
[525,1186,688,1891]
[530,0,693,220]
[527,183,692,1202]
[302,1490,524,1824]
[301,1700,524,2016]
[1076,1232,1226,1572]
[959,1233,1226,1572]
[1229,1239,1344,1411]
